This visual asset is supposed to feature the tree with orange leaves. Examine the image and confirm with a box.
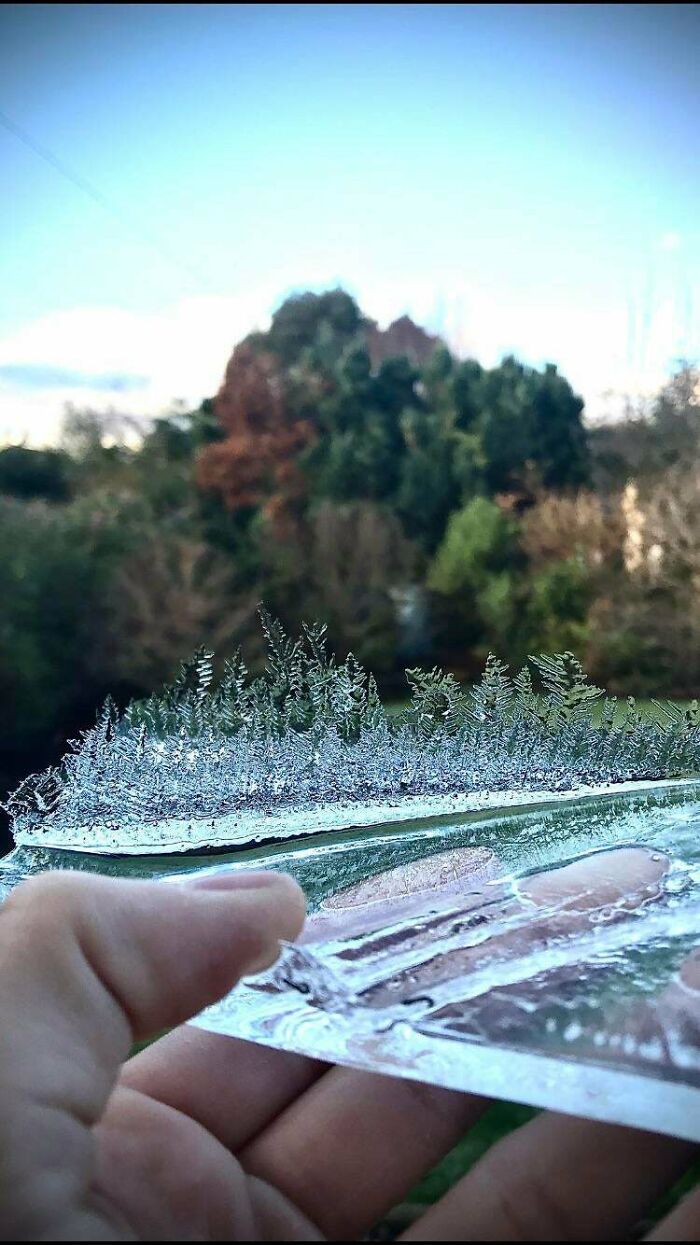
[195,341,315,526]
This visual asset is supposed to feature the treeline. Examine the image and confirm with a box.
[1,287,699,829]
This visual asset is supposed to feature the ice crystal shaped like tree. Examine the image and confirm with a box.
[6,611,700,851]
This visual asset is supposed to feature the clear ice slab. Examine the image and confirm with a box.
[180,785,700,1142]
[2,781,700,1142]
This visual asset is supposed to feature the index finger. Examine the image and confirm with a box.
[121,1026,328,1152]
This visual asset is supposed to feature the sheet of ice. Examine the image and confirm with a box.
[183,784,700,1142]
[11,777,697,855]
[4,627,699,1136]
[2,782,699,1141]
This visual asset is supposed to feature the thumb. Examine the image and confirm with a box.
[0,869,304,1235]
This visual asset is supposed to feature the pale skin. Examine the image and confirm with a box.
[0,864,698,1242]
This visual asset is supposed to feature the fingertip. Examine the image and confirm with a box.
[185,871,307,977]
[184,869,306,933]
[519,845,670,911]
[270,872,307,932]
[250,874,307,951]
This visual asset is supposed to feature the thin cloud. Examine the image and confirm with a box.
[0,364,148,391]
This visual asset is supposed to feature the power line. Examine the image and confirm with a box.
[0,106,215,293]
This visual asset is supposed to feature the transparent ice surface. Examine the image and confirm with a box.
[2,782,700,1141]
[181,783,700,1143]
[3,626,700,1137]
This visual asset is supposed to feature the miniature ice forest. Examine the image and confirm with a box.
[6,610,700,852]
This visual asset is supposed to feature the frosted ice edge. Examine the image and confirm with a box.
[6,619,700,853]
[13,777,698,854]
[190,1002,700,1145]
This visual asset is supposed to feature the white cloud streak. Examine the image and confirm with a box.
[0,272,693,445]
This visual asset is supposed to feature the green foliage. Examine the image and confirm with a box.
[266,288,365,367]
[427,498,523,657]
[396,406,463,550]
[526,557,591,654]
[0,445,72,502]
[479,356,588,495]
[0,495,130,822]
[428,498,518,597]
[256,291,589,551]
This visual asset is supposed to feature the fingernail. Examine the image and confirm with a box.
[182,869,282,892]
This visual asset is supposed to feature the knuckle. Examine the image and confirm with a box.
[489,1151,577,1242]
[2,871,90,935]
[401,1076,467,1128]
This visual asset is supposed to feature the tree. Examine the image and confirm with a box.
[307,348,409,504]
[452,357,485,431]
[266,289,364,367]
[520,491,623,571]
[477,357,588,497]
[301,501,418,672]
[428,497,523,660]
[528,363,588,489]
[590,366,700,492]
[0,495,133,835]
[396,406,462,550]
[109,532,257,688]
[196,341,315,525]
[649,365,700,468]
[429,496,519,597]
[525,558,592,655]
[0,445,71,502]
[478,357,534,496]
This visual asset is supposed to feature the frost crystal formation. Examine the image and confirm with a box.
[6,612,700,851]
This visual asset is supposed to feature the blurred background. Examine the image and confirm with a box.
[1,2,699,843]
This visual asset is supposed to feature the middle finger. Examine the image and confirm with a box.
[241,1066,490,1240]
[121,1026,328,1150]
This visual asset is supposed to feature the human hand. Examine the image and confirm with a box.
[0,868,698,1242]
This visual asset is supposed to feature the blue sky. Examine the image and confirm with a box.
[0,3,698,442]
